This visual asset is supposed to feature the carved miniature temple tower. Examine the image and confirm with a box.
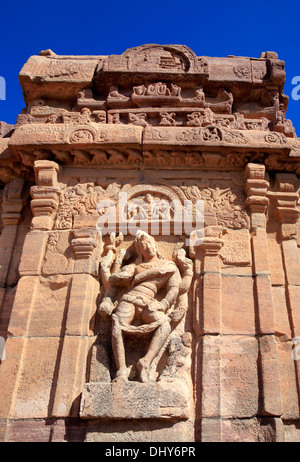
[0,45,300,442]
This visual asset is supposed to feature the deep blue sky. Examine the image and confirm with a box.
[0,0,299,135]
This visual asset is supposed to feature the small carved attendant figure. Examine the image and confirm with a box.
[128,112,148,127]
[133,84,146,96]
[108,86,128,100]
[170,83,181,97]
[92,110,106,124]
[159,112,177,126]
[79,108,92,124]
[187,112,202,126]
[99,231,183,383]
[194,86,205,104]
[108,113,121,124]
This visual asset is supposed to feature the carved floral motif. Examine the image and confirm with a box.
[265,132,287,144]
[69,128,95,143]
[223,130,247,144]
[233,65,251,79]
[177,183,249,229]
[54,182,122,229]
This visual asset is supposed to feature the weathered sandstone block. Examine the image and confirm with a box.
[80,379,190,420]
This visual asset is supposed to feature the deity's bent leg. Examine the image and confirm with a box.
[112,301,135,381]
[137,311,171,383]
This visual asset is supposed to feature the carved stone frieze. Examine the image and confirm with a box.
[52,175,249,233]
[7,114,300,176]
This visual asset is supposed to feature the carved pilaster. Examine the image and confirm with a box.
[246,163,274,333]
[2,178,25,226]
[30,161,61,231]
[69,228,101,331]
[245,163,269,230]
[192,226,223,336]
[245,163,282,417]
[0,177,27,420]
[273,173,300,408]
[191,226,223,442]
[273,173,299,241]
[51,228,101,418]
[0,178,25,289]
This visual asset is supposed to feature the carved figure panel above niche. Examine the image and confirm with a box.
[53,177,249,232]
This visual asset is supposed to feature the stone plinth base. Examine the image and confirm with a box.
[80,379,191,420]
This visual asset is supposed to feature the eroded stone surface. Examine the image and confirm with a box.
[80,379,190,420]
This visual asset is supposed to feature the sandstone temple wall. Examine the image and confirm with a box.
[0,45,300,442]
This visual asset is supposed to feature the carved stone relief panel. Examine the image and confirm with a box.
[80,230,194,420]
[22,165,251,422]
[98,231,193,383]
[54,181,122,230]
[41,231,75,275]
[53,170,249,233]
[47,168,250,422]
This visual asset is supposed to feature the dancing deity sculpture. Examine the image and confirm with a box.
[99,231,193,383]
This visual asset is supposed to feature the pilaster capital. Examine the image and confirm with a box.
[200,237,223,256]
[30,185,62,230]
[272,173,299,240]
[2,178,25,226]
[71,228,98,260]
[33,160,60,187]
[189,226,224,260]
[245,163,269,230]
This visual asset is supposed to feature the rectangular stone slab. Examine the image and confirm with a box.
[80,379,190,420]
[9,123,143,148]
